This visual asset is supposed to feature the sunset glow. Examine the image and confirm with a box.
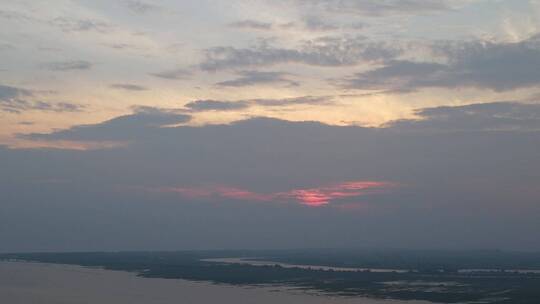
[159,181,394,207]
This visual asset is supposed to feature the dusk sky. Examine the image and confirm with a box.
[1,0,540,252]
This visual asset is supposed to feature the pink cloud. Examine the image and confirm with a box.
[158,180,395,207]
[214,186,274,202]
[275,181,393,206]
[160,186,273,202]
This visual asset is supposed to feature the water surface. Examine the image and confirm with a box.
[0,261,433,304]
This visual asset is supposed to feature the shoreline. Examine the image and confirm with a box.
[0,261,431,304]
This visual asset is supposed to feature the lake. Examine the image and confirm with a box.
[0,261,434,304]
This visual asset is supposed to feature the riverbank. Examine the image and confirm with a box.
[0,261,431,304]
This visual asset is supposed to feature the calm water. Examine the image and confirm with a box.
[0,261,433,304]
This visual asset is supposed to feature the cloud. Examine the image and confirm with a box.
[200,37,401,70]
[110,83,149,91]
[4,0,540,252]
[302,16,339,31]
[24,101,540,144]
[340,60,447,92]
[23,106,191,141]
[184,96,333,112]
[14,103,540,214]
[1,100,85,114]
[50,17,112,33]
[291,0,466,16]
[103,43,147,52]
[0,9,33,22]
[158,180,394,207]
[250,95,332,107]
[0,42,14,51]
[124,0,161,14]
[0,84,31,100]
[216,70,299,87]
[228,17,342,32]
[233,17,361,33]
[42,60,93,71]
[0,99,86,113]
[229,20,273,30]
[386,102,540,132]
[150,68,192,80]
[200,45,301,71]
[0,84,84,113]
[184,100,250,112]
[6,102,540,250]
[341,35,540,92]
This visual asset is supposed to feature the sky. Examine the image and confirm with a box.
[1,0,540,252]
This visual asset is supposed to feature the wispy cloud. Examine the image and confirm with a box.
[184,96,333,112]
[110,83,149,91]
[124,0,161,14]
[50,17,112,33]
[184,100,249,112]
[302,16,339,31]
[200,37,401,70]
[0,84,32,100]
[229,20,273,30]
[150,68,192,80]
[22,106,191,141]
[42,60,93,71]
[291,0,465,16]
[340,35,540,92]
[249,96,332,107]
[0,84,84,113]
[386,102,540,132]
[216,70,299,87]
[157,180,395,207]
[1,99,85,114]
[0,99,86,113]
[229,17,362,33]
